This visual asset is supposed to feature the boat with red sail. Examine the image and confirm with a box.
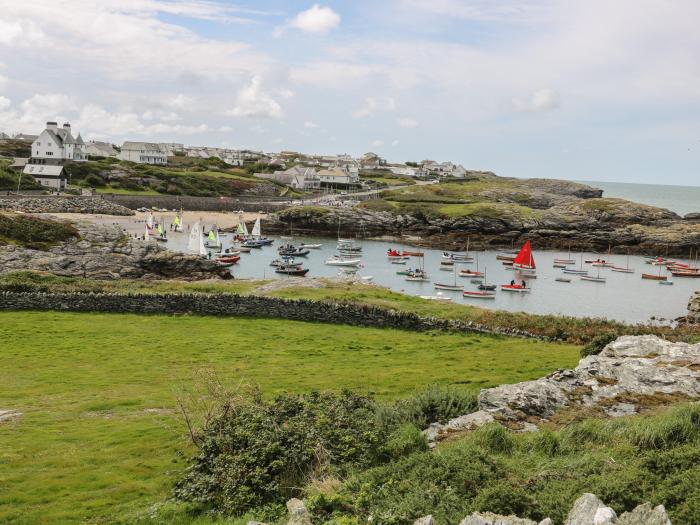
[510,240,536,275]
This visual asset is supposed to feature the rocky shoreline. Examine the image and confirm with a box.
[0,196,134,216]
[264,205,700,256]
[0,219,230,280]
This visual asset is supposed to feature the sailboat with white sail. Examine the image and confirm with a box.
[188,221,208,257]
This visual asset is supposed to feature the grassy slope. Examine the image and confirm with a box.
[0,311,578,524]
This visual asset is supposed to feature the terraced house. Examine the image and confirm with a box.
[117,141,167,165]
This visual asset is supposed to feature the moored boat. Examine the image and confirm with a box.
[325,256,362,267]
[642,273,667,281]
[511,240,537,275]
[500,283,530,293]
[275,263,309,276]
[463,290,496,299]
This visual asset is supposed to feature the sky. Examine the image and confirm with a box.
[0,0,699,185]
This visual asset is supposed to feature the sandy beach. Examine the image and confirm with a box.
[51,210,268,236]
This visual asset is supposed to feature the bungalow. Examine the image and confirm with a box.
[22,164,67,191]
[117,141,167,165]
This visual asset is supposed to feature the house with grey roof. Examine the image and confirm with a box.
[255,166,320,190]
[84,140,118,158]
[22,164,67,191]
[117,141,167,165]
[30,122,87,164]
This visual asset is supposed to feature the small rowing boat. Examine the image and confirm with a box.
[555,277,571,283]
[391,260,407,265]
[500,284,530,293]
[325,256,362,267]
[563,268,588,275]
[642,273,667,281]
[659,280,674,286]
[463,290,496,299]
[581,275,606,283]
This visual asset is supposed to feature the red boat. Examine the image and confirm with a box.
[460,269,484,277]
[401,250,425,257]
[463,290,495,299]
[671,270,700,277]
[501,283,530,293]
[216,255,240,264]
[512,240,536,273]
[642,273,667,281]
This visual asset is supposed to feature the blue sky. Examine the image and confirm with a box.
[1,0,699,185]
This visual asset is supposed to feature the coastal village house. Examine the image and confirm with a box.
[317,166,361,188]
[254,166,321,191]
[117,142,167,165]
[84,140,118,158]
[23,121,87,190]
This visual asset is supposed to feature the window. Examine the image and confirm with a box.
[45,151,53,156]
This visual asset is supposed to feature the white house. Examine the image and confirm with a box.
[22,164,67,190]
[84,140,118,158]
[30,122,87,164]
[117,141,167,165]
[360,152,386,169]
[317,166,361,188]
[254,166,320,191]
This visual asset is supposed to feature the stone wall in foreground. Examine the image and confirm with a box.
[0,291,542,339]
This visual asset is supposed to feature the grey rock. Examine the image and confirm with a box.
[449,336,700,432]
[538,520,554,525]
[424,410,495,446]
[286,498,311,525]
[247,522,268,525]
[459,512,537,525]
[0,196,133,216]
[0,409,22,423]
[617,502,671,525]
[414,515,435,525]
[0,220,230,281]
[565,493,616,525]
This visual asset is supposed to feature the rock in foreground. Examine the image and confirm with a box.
[0,196,134,216]
[430,335,700,441]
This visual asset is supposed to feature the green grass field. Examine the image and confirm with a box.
[0,311,578,524]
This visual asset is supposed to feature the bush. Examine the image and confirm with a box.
[0,213,78,249]
[472,482,536,518]
[382,424,428,459]
[174,389,390,516]
[84,173,106,187]
[378,384,478,430]
[580,332,618,358]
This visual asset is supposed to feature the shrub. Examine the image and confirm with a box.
[84,173,107,187]
[382,424,428,459]
[0,213,78,249]
[472,482,536,518]
[174,389,390,516]
[580,332,618,358]
[378,384,478,430]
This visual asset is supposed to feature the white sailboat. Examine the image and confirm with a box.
[189,221,208,257]
[146,212,154,229]
[251,217,261,238]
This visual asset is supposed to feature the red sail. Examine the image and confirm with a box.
[513,240,536,269]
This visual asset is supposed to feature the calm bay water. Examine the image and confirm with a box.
[580,180,700,216]
[157,231,695,325]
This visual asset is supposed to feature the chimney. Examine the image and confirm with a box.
[63,122,71,131]
[46,121,58,132]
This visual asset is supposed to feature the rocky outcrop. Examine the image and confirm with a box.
[687,291,700,323]
[429,335,700,441]
[456,494,670,525]
[0,196,134,215]
[0,221,230,280]
[266,197,700,255]
[0,409,22,423]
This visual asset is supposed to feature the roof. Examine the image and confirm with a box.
[86,141,118,155]
[23,164,65,177]
[75,133,85,145]
[318,167,350,177]
[14,133,38,141]
[121,141,164,151]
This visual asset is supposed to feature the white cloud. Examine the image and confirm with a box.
[0,96,10,111]
[163,94,196,110]
[371,139,384,147]
[219,125,233,132]
[227,76,285,119]
[512,88,560,113]
[353,97,397,118]
[397,117,418,128]
[271,137,284,144]
[391,139,400,146]
[288,4,340,35]
[304,120,319,128]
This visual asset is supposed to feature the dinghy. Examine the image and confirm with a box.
[463,290,496,299]
[188,221,208,258]
[555,277,572,283]
[434,266,463,291]
[511,240,536,275]
[500,283,530,293]
[275,262,309,276]
[325,256,361,267]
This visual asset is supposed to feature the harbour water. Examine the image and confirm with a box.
[161,230,695,325]
[581,180,700,216]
